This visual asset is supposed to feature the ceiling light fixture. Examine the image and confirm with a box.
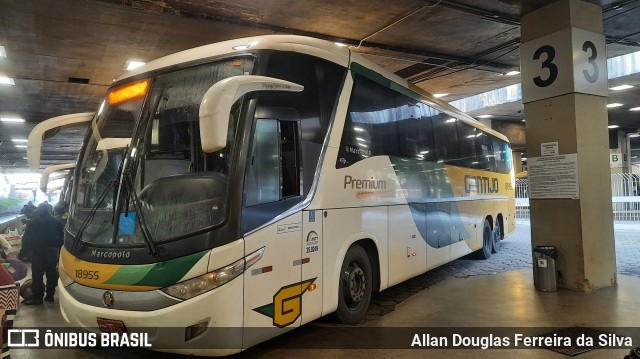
[11,139,28,142]
[232,41,258,51]
[629,107,640,111]
[124,60,145,71]
[0,76,15,85]
[477,115,493,118]
[607,103,623,108]
[608,125,620,129]
[14,145,27,148]
[505,71,520,76]
[433,93,449,98]
[1,117,25,123]
[0,46,6,58]
[609,84,634,91]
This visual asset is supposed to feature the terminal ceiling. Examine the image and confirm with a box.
[0,0,639,170]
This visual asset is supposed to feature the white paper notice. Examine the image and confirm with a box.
[528,154,579,199]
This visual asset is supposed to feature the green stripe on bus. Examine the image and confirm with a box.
[350,62,424,102]
[104,263,155,285]
[132,251,209,287]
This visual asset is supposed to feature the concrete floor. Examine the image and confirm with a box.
[8,220,640,358]
[9,270,640,358]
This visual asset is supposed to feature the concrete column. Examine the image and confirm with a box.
[521,0,616,291]
[513,152,523,174]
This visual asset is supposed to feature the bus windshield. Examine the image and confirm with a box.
[69,56,254,246]
[68,89,143,245]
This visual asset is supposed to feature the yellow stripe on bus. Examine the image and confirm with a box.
[60,248,158,291]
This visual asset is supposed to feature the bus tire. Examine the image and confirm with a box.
[474,219,492,260]
[335,244,372,325]
[492,219,503,253]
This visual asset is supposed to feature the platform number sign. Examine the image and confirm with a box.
[532,45,558,88]
[521,27,607,103]
[582,41,599,84]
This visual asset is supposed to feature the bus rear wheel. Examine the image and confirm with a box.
[335,244,372,325]
[474,219,493,260]
[492,219,503,253]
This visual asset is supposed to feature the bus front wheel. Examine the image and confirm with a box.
[335,244,372,325]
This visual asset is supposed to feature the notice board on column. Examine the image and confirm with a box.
[528,154,579,199]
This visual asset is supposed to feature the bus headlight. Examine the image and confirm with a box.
[161,247,264,300]
[58,267,75,287]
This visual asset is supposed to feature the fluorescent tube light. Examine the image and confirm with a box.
[1,117,25,123]
[609,84,633,91]
[124,60,145,71]
[0,76,15,85]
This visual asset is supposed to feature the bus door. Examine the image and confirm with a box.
[242,108,304,345]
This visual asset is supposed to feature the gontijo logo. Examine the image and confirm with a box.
[464,175,499,194]
[253,278,317,327]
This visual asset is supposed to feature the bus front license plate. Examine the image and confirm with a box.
[97,318,127,334]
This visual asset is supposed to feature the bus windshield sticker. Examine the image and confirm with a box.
[118,213,136,235]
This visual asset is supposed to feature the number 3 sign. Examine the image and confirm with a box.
[521,27,607,103]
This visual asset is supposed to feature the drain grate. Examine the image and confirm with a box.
[537,326,611,357]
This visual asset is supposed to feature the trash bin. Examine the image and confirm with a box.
[533,246,558,292]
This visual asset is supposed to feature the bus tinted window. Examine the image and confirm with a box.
[492,137,512,173]
[455,121,478,168]
[432,116,460,163]
[337,75,437,167]
[338,72,511,174]
[475,130,494,171]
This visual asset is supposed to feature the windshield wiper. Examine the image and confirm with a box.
[121,171,159,256]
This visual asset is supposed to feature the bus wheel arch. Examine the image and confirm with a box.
[334,240,377,325]
[356,239,380,293]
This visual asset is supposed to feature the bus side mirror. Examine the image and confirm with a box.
[40,163,75,193]
[199,75,304,153]
[27,112,94,170]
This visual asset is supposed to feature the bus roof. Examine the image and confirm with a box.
[116,35,351,83]
[116,34,509,143]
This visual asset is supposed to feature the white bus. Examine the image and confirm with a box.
[56,35,515,355]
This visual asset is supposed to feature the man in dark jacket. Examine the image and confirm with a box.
[21,203,64,305]
[19,201,36,218]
